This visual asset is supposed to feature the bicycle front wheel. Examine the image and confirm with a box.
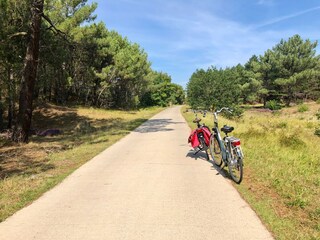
[228,148,243,184]
[209,134,222,166]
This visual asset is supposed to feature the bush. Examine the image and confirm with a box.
[266,100,281,110]
[316,98,320,104]
[276,122,287,129]
[297,104,309,112]
[230,106,244,119]
[315,127,320,137]
[316,109,320,120]
[279,134,306,148]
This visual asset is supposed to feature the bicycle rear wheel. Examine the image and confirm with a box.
[228,148,243,184]
[209,134,222,166]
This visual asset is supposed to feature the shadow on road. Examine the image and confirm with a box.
[186,149,229,179]
[134,118,184,133]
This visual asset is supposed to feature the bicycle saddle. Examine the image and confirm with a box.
[221,125,234,134]
[193,118,201,123]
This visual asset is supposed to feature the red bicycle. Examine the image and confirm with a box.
[188,110,211,160]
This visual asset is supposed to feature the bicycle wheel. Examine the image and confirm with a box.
[209,134,222,166]
[228,148,243,184]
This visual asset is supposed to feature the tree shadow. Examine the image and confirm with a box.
[0,148,55,179]
[0,106,189,179]
[134,118,184,133]
[32,110,89,134]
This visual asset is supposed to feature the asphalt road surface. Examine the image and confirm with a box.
[0,106,274,240]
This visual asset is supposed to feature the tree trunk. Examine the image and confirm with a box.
[0,97,3,131]
[13,0,44,142]
[7,67,14,129]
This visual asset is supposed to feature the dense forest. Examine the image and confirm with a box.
[187,34,320,111]
[0,0,184,142]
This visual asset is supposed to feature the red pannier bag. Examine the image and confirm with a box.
[188,130,200,148]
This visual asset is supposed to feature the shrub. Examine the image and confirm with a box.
[316,109,320,120]
[276,122,287,129]
[297,104,309,112]
[316,98,320,104]
[306,122,314,129]
[279,134,306,148]
[315,127,320,137]
[228,106,244,119]
[266,100,281,110]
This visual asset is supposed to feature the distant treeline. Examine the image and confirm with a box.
[0,0,184,138]
[187,34,320,110]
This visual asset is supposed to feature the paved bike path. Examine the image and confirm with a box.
[0,106,273,240]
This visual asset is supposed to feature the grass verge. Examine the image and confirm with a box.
[181,103,320,240]
[0,103,163,222]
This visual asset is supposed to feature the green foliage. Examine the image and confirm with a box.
[186,33,320,110]
[224,106,244,119]
[0,0,183,129]
[297,104,309,112]
[141,71,185,107]
[186,66,241,110]
[276,122,287,129]
[286,198,307,209]
[257,35,320,106]
[316,109,320,120]
[316,109,320,137]
[265,100,282,110]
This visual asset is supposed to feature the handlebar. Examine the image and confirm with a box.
[192,108,233,115]
[191,107,233,126]
[215,107,233,115]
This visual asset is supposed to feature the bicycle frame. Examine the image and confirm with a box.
[209,107,244,183]
[212,108,229,163]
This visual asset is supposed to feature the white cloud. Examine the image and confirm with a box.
[92,0,320,86]
[253,6,320,29]
[145,7,281,68]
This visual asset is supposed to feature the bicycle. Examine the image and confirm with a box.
[188,110,211,160]
[209,107,244,184]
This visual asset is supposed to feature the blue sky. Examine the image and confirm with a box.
[88,0,320,88]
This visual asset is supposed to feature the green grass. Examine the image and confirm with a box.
[297,104,309,112]
[181,103,320,240]
[0,104,164,222]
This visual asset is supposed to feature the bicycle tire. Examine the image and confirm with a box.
[228,148,243,184]
[197,132,207,150]
[209,134,222,166]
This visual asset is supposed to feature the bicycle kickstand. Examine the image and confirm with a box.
[194,148,201,155]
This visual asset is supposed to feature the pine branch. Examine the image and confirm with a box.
[41,13,67,37]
